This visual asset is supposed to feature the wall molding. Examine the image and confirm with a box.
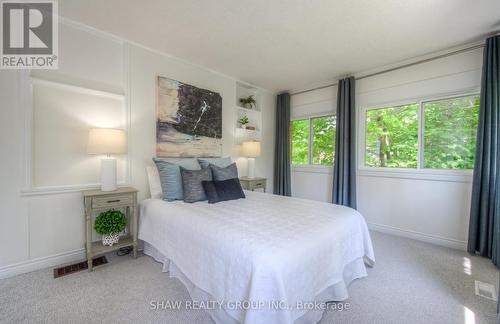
[21,75,130,194]
[0,248,85,280]
[357,169,473,183]
[20,183,130,196]
[30,77,125,99]
[368,222,467,251]
[292,165,332,174]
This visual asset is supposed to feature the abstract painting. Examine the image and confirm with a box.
[156,76,222,157]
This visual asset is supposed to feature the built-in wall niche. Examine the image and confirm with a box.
[235,82,262,144]
[26,78,128,192]
[236,82,261,111]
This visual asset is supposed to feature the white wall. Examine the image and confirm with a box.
[128,44,275,200]
[0,20,275,278]
[291,47,483,250]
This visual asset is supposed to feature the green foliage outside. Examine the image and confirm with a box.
[291,95,479,169]
[423,96,479,169]
[94,209,127,235]
[365,104,419,168]
[291,116,336,165]
[312,116,336,165]
[365,96,479,169]
[291,119,309,164]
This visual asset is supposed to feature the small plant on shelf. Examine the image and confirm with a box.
[94,209,127,246]
[239,95,256,109]
[238,115,249,129]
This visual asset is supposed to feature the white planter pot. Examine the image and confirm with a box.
[102,233,119,246]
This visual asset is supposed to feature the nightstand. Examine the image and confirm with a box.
[239,177,267,192]
[83,187,138,271]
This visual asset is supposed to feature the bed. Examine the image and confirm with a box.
[139,190,375,324]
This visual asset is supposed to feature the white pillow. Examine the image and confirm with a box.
[146,166,163,199]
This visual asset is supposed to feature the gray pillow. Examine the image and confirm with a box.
[153,158,201,201]
[198,157,232,169]
[180,167,213,203]
[210,162,238,181]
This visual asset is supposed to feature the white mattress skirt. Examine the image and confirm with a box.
[144,242,367,324]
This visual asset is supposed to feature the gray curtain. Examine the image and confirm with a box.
[274,93,291,196]
[332,77,357,208]
[468,35,500,267]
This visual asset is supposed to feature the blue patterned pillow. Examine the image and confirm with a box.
[198,157,232,169]
[180,167,212,203]
[153,158,201,201]
[209,163,239,181]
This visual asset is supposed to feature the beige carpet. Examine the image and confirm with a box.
[0,231,498,324]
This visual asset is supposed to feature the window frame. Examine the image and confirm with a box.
[290,113,336,170]
[358,90,480,182]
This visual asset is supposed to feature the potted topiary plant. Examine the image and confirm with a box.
[94,209,127,246]
[238,115,249,129]
[239,95,256,109]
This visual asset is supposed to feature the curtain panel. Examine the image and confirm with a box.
[332,77,357,208]
[468,35,500,267]
[274,93,291,196]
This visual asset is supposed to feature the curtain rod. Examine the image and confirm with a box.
[290,43,485,96]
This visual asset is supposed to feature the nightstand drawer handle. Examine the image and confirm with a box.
[107,199,121,203]
[255,183,263,186]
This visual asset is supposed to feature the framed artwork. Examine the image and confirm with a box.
[156,76,222,157]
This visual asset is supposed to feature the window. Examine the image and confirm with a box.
[423,96,480,169]
[364,94,480,170]
[365,104,419,168]
[312,116,336,165]
[291,119,309,165]
[291,115,336,166]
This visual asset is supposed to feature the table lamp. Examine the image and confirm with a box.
[87,128,127,191]
[241,140,261,178]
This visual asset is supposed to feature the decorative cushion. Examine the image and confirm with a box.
[146,166,162,199]
[153,158,201,201]
[180,167,213,203]
[202,178,246,204]
[198,157,232,169]
[209,163,239,181]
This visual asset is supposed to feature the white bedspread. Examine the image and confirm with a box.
[139,191,375,324]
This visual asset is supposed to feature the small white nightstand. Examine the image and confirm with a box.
[83,187,138,271]
[239,177,267,192]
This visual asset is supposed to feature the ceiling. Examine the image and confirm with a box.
[59,0,500,92]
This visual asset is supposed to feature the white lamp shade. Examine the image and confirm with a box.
[241,141,261,158]
[87,128,127,155]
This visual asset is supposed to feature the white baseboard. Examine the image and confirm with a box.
[0,248,85,280]
[368,222,467,251]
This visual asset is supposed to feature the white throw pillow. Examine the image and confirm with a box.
[146,166,163,199]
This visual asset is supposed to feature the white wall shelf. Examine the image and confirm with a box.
[235,82,262,144]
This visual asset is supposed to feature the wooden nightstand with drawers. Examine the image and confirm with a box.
[239,177,267,192]
[83,187,138,271]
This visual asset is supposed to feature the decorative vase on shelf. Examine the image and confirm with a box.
[102,232,120,246]
[242,124,247,129]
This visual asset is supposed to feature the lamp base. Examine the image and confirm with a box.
[101,158,117,191]
[247,157,256,178]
